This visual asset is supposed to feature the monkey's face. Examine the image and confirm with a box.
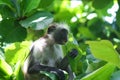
[48,23,68,45]
[54,28,68,44]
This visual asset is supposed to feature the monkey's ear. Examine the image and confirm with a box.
[47,25,56,34]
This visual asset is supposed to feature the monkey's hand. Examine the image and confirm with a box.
[50,68,65,80]
[69,49,78,58]
[58,49,78,70]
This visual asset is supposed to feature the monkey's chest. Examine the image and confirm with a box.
[43,58,56,67]
[41,53,58,67]
[41,47,62,67]
[34,45,63,67]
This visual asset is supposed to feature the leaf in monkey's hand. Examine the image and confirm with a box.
[40,71,57,80]
[40,70,68,80]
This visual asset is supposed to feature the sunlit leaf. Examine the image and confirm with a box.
[14,61,21,75]
[81,63,115,80]
[20,11,53,30]
[14,62,24,80]
[86,40,120,67]
[5,41,32,65]
[0,59,13,77]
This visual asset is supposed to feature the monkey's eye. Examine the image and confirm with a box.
[50,25,56,30]
[47,26,56,33]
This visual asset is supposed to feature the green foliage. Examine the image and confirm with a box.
[5,41,32,65]
[23,0,41,14]
[0,59,13,79]
[40,71,57,80]
[116,9,120,27]
[63,33,83,73]
[86,40,120,67]
[81,63,115,80]
[39,0,54,8]
[111,70,120,80]
[0,0,120,80]
[39,71,68,80]
[20,11,53,30]
[0,19,27,43]
[92,0,113,9]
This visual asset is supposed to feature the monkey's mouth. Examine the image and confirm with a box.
[54,35,68,44]
[60,39,68,44]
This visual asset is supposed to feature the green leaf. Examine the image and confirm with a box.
[14,61,22,76]
[81,63,115,80]
[15,62,24,80]
[111,70,120,80]
[10,0,21,17]
[78,27,95,39]
[0,59,13,77]
[20,11,53,30]
[92,0,113,9]
[0,0,11,6]
[88,18,104,37]
[116,9,120,27]
[0,48,5,59]
[0,19,27,43]
[5,41,32,65]
[40,71,57,80]
[86,40,120,67]
[40,70,68,80]
[39,0,54,8]
[0,5,15,19]
[23,0,41,14]
[0,0,15,11]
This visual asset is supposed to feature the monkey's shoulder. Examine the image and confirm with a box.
[31,38,63,57]
[34,38,47,47]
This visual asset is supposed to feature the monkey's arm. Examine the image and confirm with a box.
[28,62,65,80]
[59,49,78,70]
[28,63,61,73]
[58,49,78,80]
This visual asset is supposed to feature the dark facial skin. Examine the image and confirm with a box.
[47,24,68,45]
[54,28,68,44]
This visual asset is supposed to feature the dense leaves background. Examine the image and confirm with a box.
[0,0,120,80]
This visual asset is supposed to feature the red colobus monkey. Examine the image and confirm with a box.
[22,23,78,80]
